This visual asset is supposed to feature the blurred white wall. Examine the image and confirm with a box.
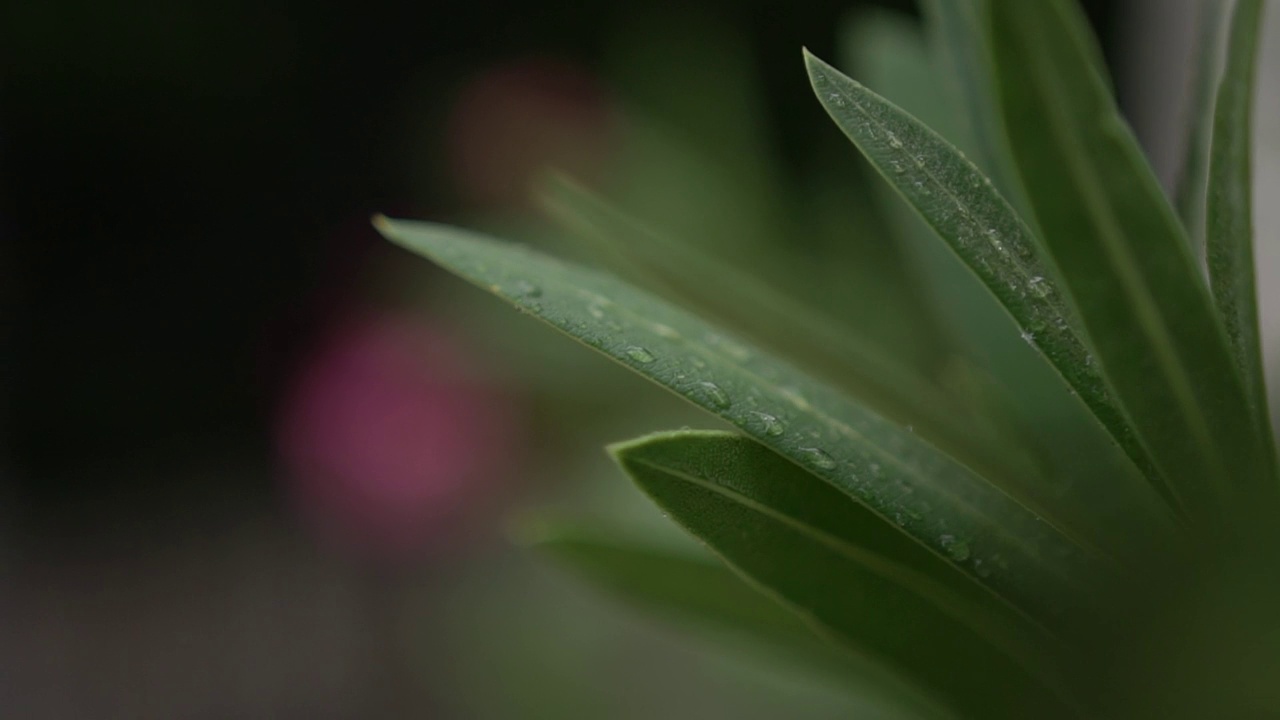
[1120,0,1280,417]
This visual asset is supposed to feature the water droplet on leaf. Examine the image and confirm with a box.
[625,346,656,364]
[940,535,971,562]
[800,447,837,470]
[751,412,785,437]
[696,381,730,409]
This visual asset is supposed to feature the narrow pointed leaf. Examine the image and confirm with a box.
[530,525,956,719]
[1207,0,1273,454]
[987,0,1275,524]
[1175,0,1230,252]
[611,430,1078,718]
[805,51,1179,528]
[376,216,1112,626]
[540,175,1027,488]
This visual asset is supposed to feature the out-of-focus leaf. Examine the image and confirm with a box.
[375,217,1112,627]
[805,51,1180,544]
[604,9,787,277]
[1207,0,1274,464]
[917,0,1024,208]
[611,430,1079,718]
[840,8,972,152]
[1175,0,1230,253]
[529,524,956,720]
[987,0,1275,528]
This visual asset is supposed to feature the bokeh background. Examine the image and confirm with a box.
[3,0,1279,717]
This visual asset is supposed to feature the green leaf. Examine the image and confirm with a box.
[836,9,1072,501]
[539,173,921,393]
[1207,0,1274,467]
[916,0,1023,206]
[841,8,972,152]
[804,50,1179,532]
[987,0,1275,527]
[528,524,955,719]
[530,524,830,646]
[539,174,1025,488]
[1175,0,1230,253]
[610,430,1079,718]
[375,216,1112,627]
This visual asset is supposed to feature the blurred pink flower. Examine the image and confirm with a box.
[276,311,520,561]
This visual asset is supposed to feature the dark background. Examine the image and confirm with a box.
[1,1,1128,716]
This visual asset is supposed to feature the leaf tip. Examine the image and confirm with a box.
[371,213,394,235]
[605,435,651,466]
[800,46,823,77]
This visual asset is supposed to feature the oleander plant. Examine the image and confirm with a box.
[376,0,1279,717]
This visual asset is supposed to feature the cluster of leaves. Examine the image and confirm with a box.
[377,0,1278,716]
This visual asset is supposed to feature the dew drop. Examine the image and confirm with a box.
[1028,276,1050,298]
[696,381,731,409]
[800,447,837,470]
[940,535,971,562]
[751,411,785,437]
[625,346,656,364]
